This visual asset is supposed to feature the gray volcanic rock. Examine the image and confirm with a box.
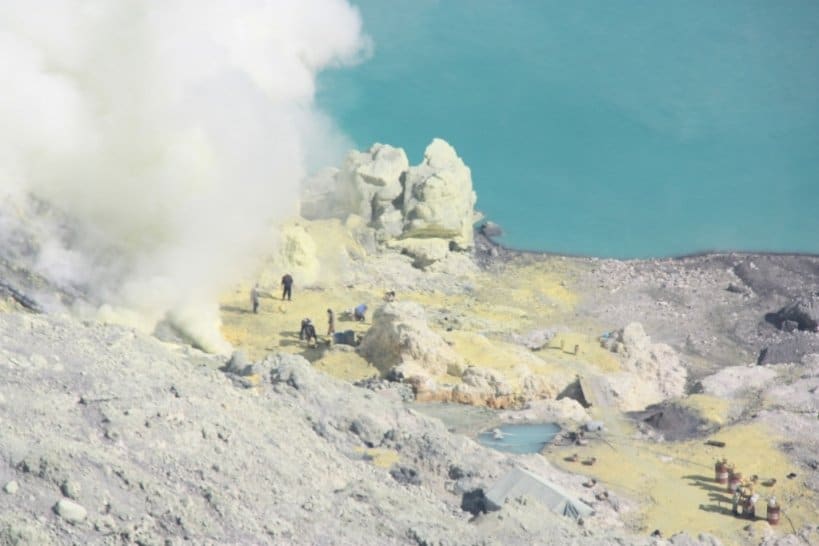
[733,256,819,299]
[669,533,722,546]
[759,525,819,546]
[762,355,819,414]
[223,350,252,375]
[1,309,651,545]
[0,516,52,546]
[766,297,819,332]
[53,499,87,524]
[478,221,504,238]
[757,333,819,365]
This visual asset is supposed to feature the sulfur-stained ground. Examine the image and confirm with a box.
[549,418,818,545]
[219,222,819,544]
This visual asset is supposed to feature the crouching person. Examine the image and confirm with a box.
[299,318,318,347]
[353,304,368,322]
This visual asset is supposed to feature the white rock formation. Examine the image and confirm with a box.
[305,139,477,267]
[601,322,687,411]
[358,302,464,377]
[337,143,409,231]
[401,138,477,250]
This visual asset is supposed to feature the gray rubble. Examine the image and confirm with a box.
[0,311,670,546]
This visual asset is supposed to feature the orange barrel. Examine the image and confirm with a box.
[728,471,742,492]
[767,503,780,525]
[715,461,729,484]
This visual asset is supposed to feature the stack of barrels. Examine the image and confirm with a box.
[714,458,780,525]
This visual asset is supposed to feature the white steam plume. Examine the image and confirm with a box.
[0,0,369,352]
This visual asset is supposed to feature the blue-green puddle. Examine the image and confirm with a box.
[477,423,561,454]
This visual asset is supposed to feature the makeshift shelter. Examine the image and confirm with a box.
[484,466,594,520]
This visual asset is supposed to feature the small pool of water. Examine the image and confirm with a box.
[477,423,561,454]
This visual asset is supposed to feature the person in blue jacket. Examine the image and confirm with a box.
[353,303,368,322]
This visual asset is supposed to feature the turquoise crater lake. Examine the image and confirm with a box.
[317,0,819,258]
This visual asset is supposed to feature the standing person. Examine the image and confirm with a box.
[327,308,335,336]
[281,273,293,301]
[250,283,260,314]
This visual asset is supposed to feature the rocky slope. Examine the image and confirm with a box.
[1,310,671,546]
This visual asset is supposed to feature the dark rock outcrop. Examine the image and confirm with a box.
[766,297,819,333]
[389,465,422,486]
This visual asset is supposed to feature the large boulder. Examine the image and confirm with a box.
[402,139,477,250]
[601,322,687,411]
[358,302,464,377]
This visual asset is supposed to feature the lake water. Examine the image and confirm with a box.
[317,1,819,258]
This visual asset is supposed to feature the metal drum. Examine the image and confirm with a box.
[767,503,781,525]
[715,461,729,484]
